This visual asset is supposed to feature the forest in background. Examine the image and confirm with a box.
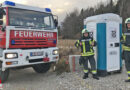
[59,0,130,39]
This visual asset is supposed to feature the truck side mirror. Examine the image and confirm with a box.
[0,20,3,25]
[0,8,5,17]
[53,15,58,28]
[0,19,6,31]
[54,19,58,27]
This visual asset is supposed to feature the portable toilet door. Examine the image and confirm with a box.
[84,13,122,76]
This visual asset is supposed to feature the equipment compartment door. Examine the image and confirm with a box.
[106,21,120,72]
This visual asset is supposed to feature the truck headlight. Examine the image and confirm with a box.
[5,53,18,59]
[53,50,58,55]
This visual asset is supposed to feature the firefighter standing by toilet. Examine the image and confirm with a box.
[75,29,99,80]
[121,18,130,82]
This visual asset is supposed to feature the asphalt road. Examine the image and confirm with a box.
[2,68,60,90]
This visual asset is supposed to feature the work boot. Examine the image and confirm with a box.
[83,73,88,79]
[125,79,130,82]
[93,74,99,80]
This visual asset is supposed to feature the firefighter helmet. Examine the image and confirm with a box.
[125,18,130,24]
[125,18,130,30]
[82,29,89,34]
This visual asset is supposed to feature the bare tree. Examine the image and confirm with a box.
[61,0,130,39]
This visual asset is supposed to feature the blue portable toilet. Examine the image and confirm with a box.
[84,13,122,76]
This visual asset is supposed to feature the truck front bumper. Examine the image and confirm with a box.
[0,47,59,71]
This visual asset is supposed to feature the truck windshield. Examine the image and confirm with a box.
[8,7,55,29]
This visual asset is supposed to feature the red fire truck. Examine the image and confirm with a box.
[0,1,59,82]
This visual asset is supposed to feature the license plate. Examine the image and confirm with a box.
[43,57,50,62]
[30,51,44,56]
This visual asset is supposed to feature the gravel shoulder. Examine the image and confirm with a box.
[2,65,130,90]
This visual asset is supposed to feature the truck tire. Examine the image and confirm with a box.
[0,63,9,83]
[33,63,51,73]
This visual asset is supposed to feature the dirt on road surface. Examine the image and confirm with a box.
[2,65,130,90]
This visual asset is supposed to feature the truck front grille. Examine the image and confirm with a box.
[29,58,43,63]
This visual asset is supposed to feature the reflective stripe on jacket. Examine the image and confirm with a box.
[121,34,130,51]
[75,37,96,56]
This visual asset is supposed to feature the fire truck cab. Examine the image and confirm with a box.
[0,1,59,82]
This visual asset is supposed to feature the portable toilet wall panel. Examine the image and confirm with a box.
[84,13,122,76]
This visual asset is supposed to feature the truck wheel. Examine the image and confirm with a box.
[33,63,51,73]
[0,63,9,83]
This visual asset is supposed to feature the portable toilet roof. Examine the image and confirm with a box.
[84,13,122,24]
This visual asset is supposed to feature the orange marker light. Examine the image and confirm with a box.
[6,62,12,65]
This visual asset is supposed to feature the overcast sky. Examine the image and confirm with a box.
[0,0,115,22]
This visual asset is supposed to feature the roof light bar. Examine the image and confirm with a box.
[4,1,15,6]
[45,8,51,12]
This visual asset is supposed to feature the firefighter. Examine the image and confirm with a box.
[75,29,99,80]
[121,18,130,82]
